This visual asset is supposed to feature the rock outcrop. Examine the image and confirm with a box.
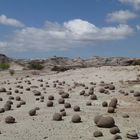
[0,54,10,63]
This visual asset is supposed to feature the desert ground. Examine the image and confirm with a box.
[0,66,140,140]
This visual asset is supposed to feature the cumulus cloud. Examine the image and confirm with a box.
[107,10,138,23]
[0,19,134,52]
[119,0,140,10]
[0,15,24,27]
[136,25,140,30]
[0,41,8,48]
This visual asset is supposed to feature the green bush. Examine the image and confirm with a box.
[28,62,44,70]
[132,60,140,65]
[126,59,140,66]
[0,63,10,70]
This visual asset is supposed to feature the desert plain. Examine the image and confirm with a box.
[0,63,140,140]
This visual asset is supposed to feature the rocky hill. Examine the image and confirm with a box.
[0,54,10,63]
[11,56,134,71]
[1,54,139,71]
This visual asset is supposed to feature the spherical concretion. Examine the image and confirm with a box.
[53,113,62,121]
[64,102,71,108]
[0,108,5,113]
[47,101,53,107]
[61,111,66,116]
[90,94,97,100]
[15,96,21,101]
[93,130,103,137]
[110,127,120,134]
[5,116,15,123]
[112,134,122,140]
[29,109,36,116]
[134,91,140,97]
[61,93,69,98]
[99,88,105,93]
[86,101,92,106]
[102,101,108,107]
[108,107,115,113]
[4,103,11,111]
[58,98,65,104]
[109,85,115,90]
[48,95,54,100]
[109,98,118,108]
[73,105,80,112]
[96,116,115,128]
[71,114,81,123]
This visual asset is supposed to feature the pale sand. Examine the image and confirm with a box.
[0,66,140,140]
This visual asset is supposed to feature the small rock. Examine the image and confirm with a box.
[110,127,120,134]
[93,130,103,137]
[53,113,62,121]
[5,116,15,123]
[71,114,81,123]
[126,130,139,139]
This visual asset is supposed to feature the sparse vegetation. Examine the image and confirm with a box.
[0,63,10,70]
[126,59,140,65]
[28,61,44,70]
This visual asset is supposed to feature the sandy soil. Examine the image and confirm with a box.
[0,66,140,140]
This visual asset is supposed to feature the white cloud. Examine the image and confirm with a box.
[107,10,138,23]
[0,19,134,52]
[136,25,140,30]
[119,0,140,10]
[0,15,24,27]
[0,41,8,48]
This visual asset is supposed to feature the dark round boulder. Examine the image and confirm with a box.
[47,101,53,107]
[20,100,26,105]
[15,96,21,101]
[93,130,103,137]
[112,134,122,140]
[61,93,69,98]
[109,85,115,90]
[53,113,62,121]
[122,113,129,118]
[94,115,103,124]
[86,101,92,106]
[16,103,21,108]
[29,109,36,116]
[99,88,105,93]
[79,90,85,95]
[71,114,81,123]
[5,116,15,123]
[134,91,140,97]
[61,111,66,116]
[109,98,118,108]
[108,107,115,113]
[48,95,54,100]
[102,101,108,107]
[33,90,41,96]
[136,97,140,101]
[73,105,80,112]
[90,94,97,100]
[95,116,115,128]
[4,103,11,111]
[110,127,120,134]
[0,108,5,113]
[64,102,71,108]
[58,98,65,104]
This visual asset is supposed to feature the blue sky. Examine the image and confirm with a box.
[0,0,140,59]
